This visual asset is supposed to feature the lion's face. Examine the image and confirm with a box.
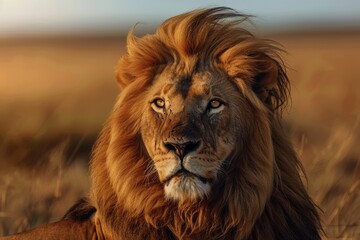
[141,66,245,202]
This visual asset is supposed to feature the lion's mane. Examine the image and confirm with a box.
[89,7,322,240]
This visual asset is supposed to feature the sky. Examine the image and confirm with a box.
[0,0,360,37]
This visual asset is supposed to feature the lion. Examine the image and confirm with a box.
[1,7,322,240]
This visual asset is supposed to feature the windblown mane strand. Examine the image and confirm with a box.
[117,7,289,112]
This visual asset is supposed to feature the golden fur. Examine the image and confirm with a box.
[1,7,322,240]
[89,7,322,240]
[1,221,97,240]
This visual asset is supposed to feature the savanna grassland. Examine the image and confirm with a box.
[0,32,359,239]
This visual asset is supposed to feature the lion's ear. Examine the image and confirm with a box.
[252,54,289,111]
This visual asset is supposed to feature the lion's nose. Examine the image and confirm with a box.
[164,140,201,159]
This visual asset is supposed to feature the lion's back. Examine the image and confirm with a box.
[0,199,98,240]
[1,219,97,240]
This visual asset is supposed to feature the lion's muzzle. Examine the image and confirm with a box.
[163,140,201,160]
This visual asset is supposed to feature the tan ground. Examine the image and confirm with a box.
[0,32,359,238]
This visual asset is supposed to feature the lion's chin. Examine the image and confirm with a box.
[164,174,211,202]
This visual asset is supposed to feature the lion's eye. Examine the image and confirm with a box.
[209,100,222,109]
[207,99,225,115]
[151,98,165,111]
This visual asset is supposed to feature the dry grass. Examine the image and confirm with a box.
[292,124,360,239]
[0,141,89,236]
[0,32,359,238]
[279,32,360,239]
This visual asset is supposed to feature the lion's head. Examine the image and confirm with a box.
[90,7,321,240]
[142,68,247,202]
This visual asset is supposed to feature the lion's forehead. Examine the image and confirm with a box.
[160,72,211,94]
[156,71,213,113]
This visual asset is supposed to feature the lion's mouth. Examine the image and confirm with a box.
[164,169,213,185]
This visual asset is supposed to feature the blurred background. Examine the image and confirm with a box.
[0,0,359,238]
